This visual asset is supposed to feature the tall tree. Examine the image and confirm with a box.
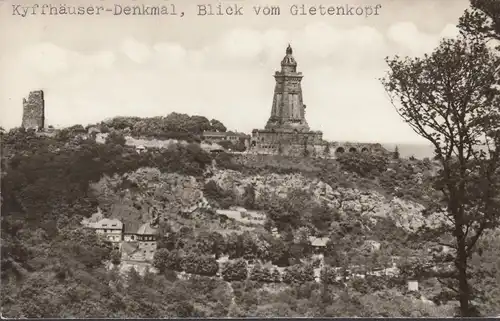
[459,0,500,42]
[381,34,500,316]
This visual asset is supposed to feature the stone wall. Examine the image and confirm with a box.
[22,90,45,129]
[249,129,324,156]
[248,139,387,158]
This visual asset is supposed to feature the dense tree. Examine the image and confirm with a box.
[105,130,126,146]
[180,253,219,276]
[210,119,227,132]
[97,114,228,140]
[241,184,256,209]
[221,259,248,281]
[249,263,274,283]
[381,31,500,316]
[153,248,181,272]
[459,0,500,42]
[336,152,389,178]
[282,264,315,284]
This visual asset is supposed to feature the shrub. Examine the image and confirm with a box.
[249,263,274,283]
[282,264,315,284]
[181,253,219,276]
[320,266,340,285]
[222,259,248,281]
[110,249,121,265]
[336,153,389,177]
[153,248,181,272]
[105,130,126,146]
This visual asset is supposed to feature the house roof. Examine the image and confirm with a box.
[94,218,123,230]
[81,210,104,227]
[89,211,104,222]
[309,236,329,247]
[136,222,158,235]
[121,242,139,255]
[123,222,140,234]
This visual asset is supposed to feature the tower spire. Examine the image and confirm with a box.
[281,44,297,68]
[266,45,308,131]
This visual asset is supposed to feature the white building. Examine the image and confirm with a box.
[94,218,123,246]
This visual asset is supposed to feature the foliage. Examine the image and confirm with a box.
[468,230,500,315]
[221,259,248,281]
[210,119,227,132]
[459,0,500,42]
[153,248,181,272]
[180,253,219,276]
[249,263,274,283]
[282,264,315,284]
[110,249,121,265]
[202,180,236,209]
[336,152,389,178]
[0,128,225,317]
[105,130,126,146]
[320,266,341,285]
[217,139,246,152]
[99,113,228,141]
[381,30,500,316]
[241,184,256,209]
[214,152,243,171]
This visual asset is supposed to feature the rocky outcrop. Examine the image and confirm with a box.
[209,169,449,232]
[90,167,207,225]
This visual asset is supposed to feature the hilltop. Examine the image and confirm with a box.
[1,115,499,318]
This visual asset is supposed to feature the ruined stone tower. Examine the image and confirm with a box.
[22,90,45,129]
[265,44,309,132]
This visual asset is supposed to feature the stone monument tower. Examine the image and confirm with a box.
[251,45,323,155]
[265,44,309,132]
[22,90,45,130]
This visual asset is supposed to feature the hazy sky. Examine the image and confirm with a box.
[0,0,470,143]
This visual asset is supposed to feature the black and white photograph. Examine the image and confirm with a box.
[1,0,499,318]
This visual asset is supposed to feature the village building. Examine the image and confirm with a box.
[123,224,139,242]
[81,209,160,262]
[93,218,124,248]
[202,131,250,143]
[309,236,329,254]
[135,145,147,154]
[136,222,158,260]
[121,222,158,262]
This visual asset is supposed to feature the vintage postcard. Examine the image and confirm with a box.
[1,0,499,318]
